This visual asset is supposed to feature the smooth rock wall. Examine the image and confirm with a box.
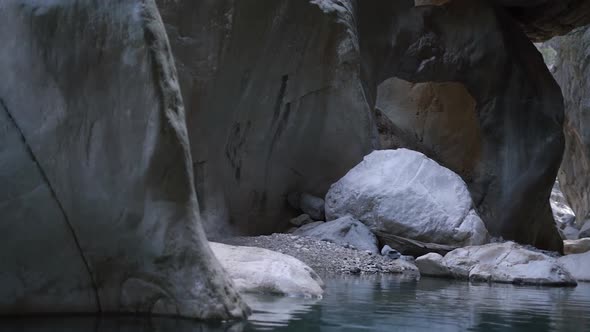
[158,0,377,236]
[0,0,247,319]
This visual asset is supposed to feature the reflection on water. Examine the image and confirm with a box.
[1,275,590,332]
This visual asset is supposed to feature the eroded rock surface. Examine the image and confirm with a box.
[0,0,247,319]
[326,149,489,247]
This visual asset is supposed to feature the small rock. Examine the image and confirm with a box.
[300,193,326,221]
[415,253,450,277]
[290,214,314,227]
[350,267,361,274]
[381,245,401,260]
[400,255,415,262]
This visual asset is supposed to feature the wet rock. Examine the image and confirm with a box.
[294,215,378,254]
[326,149,489,247]
[416,242,576,286]
[210,242,324,298]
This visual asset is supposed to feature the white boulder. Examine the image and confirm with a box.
[416,242,577,286]
[559,252,590,282]
[293,215,379,253]
[210,242,324,298]
[325,149,489,246]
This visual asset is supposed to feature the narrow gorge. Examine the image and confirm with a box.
[1,0,590,327]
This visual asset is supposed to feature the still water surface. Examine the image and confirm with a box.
[2,275,590,331]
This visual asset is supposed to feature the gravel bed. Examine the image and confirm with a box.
[220,233,419,276]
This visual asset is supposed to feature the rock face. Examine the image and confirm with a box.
[550,27,590,234]
[293,215,379,254]
[559,252,590,282]
[0,0,247,319]
[356,1,565,251]
[551,181,578,239]
[416,242,577,286]
[376,79,482,181]
[496,0,590,41]
[153,0,567,251]
[157,0,377,236]
[326,149,489,247]
[210,242,324,298]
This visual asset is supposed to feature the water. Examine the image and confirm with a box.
[2,275,590,332]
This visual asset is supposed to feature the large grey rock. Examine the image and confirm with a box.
[0,0,247,319]
[559,252,590,282]
[210,242,325,298]
[326,149,489,247]
[416,242,577,286]
[294,215,379,254]
[581,223,590,239]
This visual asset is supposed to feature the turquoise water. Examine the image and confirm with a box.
[2,275,590,331]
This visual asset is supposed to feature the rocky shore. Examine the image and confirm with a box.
[221,233,419,276]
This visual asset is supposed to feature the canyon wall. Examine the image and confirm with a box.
[159,0,566,250]
[551,27,590,234]
[0,0,247,319]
